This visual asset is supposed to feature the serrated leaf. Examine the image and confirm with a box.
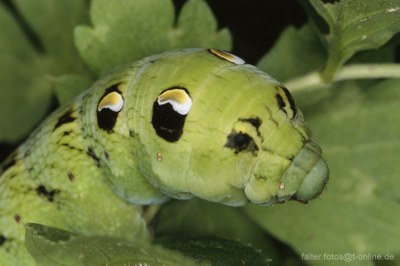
[53,74,93,105]
[257,23,326,82]
[306,0,400,81]
[25,223,200,266]
[0,4,52,142]
[0,1,90,143]
[75,0,231,74]
[171,0,231,49]
[13,0,89,74]
[156,236,269,266]
[244,79,400,266]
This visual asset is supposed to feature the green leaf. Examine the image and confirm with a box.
[171,0,231,48]
[0,1,90,142]
[156,236,269,266]
[75,0,231,74]
[244,79,400,266]
[306,0,400,81]
[13,0,89,74]
[347,38,398,64]
[53,75,93,105]
[257,23,326,82]
[0,4,52,142]
[155,199,276,258]
[25,223,200,266]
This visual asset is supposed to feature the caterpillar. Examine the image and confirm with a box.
[0,48,329,265]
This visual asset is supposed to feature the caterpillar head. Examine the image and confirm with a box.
[129,49,329,206]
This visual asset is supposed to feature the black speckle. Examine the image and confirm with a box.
[67,171,75,182]
[63,130,72,136]
[14,214,21,223]
[97,83,123,133]
[87,147,100,167]
[0,235,6,246]
[104,151,110,161]
[8,173,17,180]
[224,131,259,155]
[151,87,190,142]
[54,109,76,131]
[36,185,60,202]
[60,143,83,152]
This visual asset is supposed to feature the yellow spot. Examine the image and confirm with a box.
[158,89,192,115]
[209,48,245,65]
[279,182,285,190]
[159,89,189,104]
[98,92,124,112]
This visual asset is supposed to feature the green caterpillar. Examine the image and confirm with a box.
[0,48,329,265]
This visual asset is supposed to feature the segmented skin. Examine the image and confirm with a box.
[0,49,328,265]
[0,69,152,265]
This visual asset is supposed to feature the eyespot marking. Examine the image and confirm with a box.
[97,83,124,132]
[209,48,245,65]
[98,91,124,112]
[157,88,192,115]
[152,87,191,142]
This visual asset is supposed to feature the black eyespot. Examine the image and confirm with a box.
[224,131,259,155]
[151,87,191,142]
[97,83,124,133]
